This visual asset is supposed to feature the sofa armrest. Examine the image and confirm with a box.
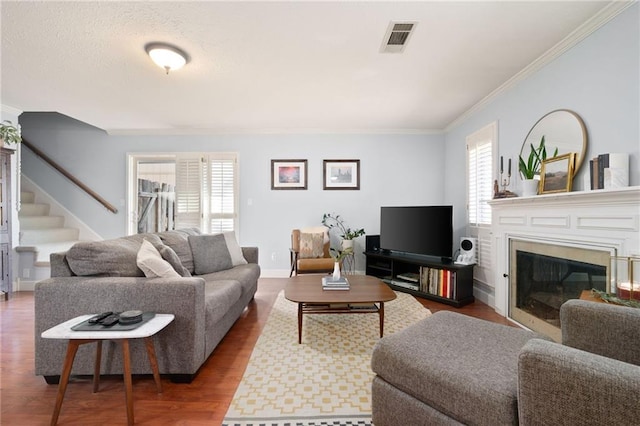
[35,276,207,376]
[518,338,640,426]
[242,246,259,264]
[560,299,640,365]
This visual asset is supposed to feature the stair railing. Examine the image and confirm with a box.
[21,138,118,213]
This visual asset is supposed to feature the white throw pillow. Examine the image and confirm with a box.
[137,239,181,278]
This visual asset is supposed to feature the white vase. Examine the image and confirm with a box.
[341,239,354,250]
[522,179,539,197]
[332,262,341,280]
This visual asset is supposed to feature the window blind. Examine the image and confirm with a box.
[175,153,239,233]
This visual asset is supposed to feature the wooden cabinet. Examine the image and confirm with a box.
[0,148,13,297]
[365,251,475,307]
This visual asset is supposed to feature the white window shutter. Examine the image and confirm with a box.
[175,155,203,230]
[207,155,237,233]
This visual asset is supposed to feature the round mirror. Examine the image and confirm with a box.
[521,109,588,175]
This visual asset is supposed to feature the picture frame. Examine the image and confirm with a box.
[271,159,307,190]
[323,159,360,190]
[540,153,575,194]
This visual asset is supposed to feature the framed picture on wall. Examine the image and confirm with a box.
[323,159,360,190]
[540,153,575,194]
[271,159,308,190]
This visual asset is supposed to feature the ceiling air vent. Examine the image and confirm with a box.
[381,21,417,53]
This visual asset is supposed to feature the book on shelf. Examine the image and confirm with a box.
[419,266,457,299]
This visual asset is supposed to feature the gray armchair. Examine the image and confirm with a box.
[371,299,640,426]
[517,299,640,426]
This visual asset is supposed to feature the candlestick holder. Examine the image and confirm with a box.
[493,170,517,199]
[611,255,640,301]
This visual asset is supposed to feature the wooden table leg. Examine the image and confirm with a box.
[93,340,102,393]
[144,337,162,393]
[379,302,385,338]
[121,339,134,426]
[298,303,303,344]
[51,340,92,426]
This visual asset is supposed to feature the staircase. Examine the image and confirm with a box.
[17,190,82,287]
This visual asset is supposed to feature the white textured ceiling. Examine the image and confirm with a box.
[1,1,615,134]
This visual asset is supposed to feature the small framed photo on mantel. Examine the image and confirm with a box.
[271,159,308,190]
[323,159,360,190]
[540,153,575,194]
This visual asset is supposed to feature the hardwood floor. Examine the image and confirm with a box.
[0,277,511,425]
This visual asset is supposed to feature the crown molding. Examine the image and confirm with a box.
[445,1,636,132]
[106,127,444,136]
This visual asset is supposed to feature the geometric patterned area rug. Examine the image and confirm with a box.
[222,290,431,426]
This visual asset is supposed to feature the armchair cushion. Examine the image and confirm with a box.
[299,232,325,258]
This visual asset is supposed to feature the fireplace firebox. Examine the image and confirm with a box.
[510,240,611,341]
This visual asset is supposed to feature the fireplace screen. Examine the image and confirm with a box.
[510,240,610,341]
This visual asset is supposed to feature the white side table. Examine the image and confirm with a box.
[42,313,174,426]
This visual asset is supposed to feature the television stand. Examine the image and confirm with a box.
[364,251,475,307]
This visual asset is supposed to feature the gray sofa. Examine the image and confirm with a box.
[371,299,640,425]
[34,229,260,384]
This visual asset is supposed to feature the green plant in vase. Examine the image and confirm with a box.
[321,213,365,243]
[0,120,22,147]
[518,135,558,179]
[518,135,558,196]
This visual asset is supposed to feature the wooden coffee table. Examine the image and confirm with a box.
[285,275,397,343]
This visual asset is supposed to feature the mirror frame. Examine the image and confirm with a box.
[521,109,588,175]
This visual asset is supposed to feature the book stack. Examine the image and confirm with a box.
[322,276,350,290]
[589,153,629,189]
[419,266,457,299]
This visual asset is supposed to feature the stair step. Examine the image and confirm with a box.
[19,215,65,229]
[19,203,50,216]
[30,241,80,263]
[20,228,80,245]
[21,191,35,204]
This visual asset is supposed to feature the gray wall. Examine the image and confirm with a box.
[20,113,445,273]
[19,4,639,275]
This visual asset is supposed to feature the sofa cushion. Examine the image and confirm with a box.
[299,232,325,259]
[137,239,181,278]
[66,233,163,277]
[158,244,191,277]
[204,279,243,325]
[188,232,247,275]
[199,263,261,297]
[157,228,200,274]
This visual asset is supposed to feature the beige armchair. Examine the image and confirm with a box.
[290,227,335,277]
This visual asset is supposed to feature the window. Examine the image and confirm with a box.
[175,153,239,233]
[127,153,239,236]
[466,122,496,226]
[465,122,497,288]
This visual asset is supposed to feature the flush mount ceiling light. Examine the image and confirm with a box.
[145,42,190,74]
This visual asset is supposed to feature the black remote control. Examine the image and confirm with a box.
[89,311,113,324]
[99,314,120,326]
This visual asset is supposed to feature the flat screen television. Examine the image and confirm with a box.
[380,206,453,259]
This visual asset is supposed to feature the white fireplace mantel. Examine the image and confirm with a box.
[488,186,640,316]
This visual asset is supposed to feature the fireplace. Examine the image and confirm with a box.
[509,239,610,341]
[488,187,639,341]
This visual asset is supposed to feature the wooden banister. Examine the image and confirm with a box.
[21,138,118,214]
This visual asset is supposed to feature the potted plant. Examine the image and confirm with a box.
[321,213,365,250]
[0,120,22,148]
[518,135,557,196]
